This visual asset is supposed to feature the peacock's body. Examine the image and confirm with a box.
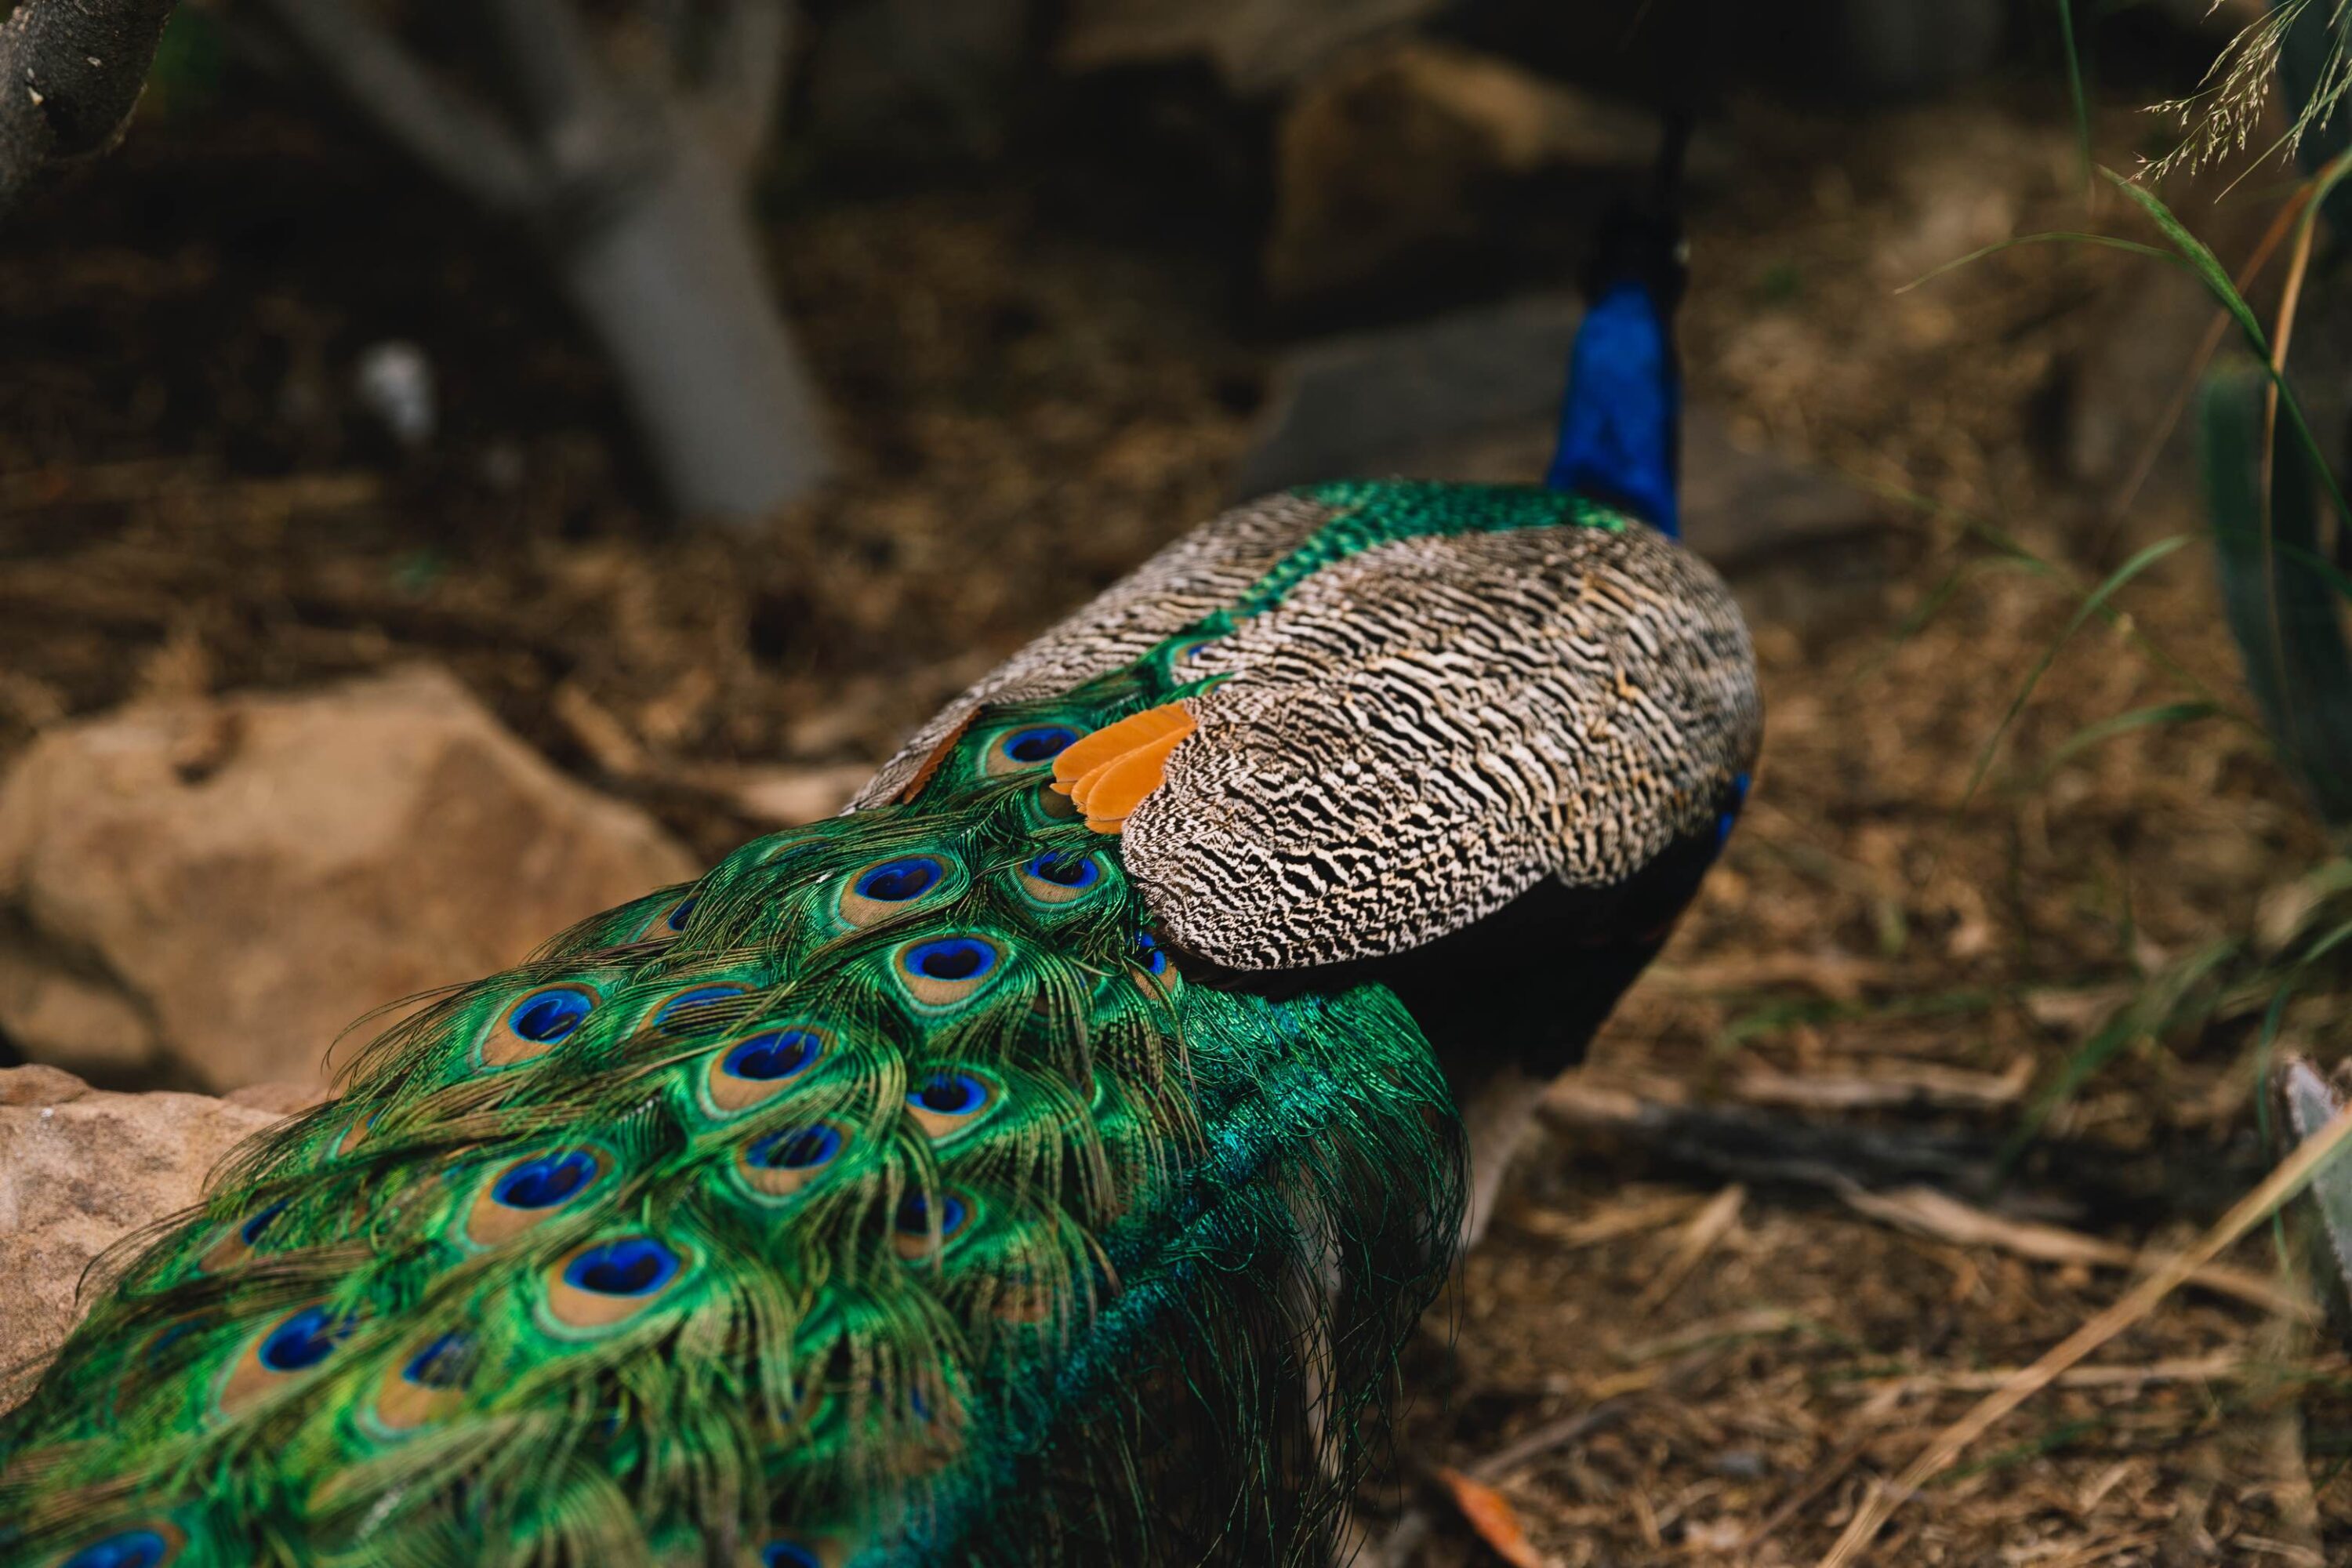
[0,147,1759,1568]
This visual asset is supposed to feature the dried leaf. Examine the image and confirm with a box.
[1435,1466,1546,1568]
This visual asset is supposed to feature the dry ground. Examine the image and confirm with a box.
[2,77,2349,1566]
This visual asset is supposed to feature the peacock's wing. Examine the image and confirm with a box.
[1132,497,1759,970]
[851,490,1334,810]
[878,481,1760,974]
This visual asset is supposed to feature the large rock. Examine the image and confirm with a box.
[802,0,1034,165]
[1263,39,1661,308]
[0,1065,311,1405]
[0,666,699,1091]
[1059,0,1444,95]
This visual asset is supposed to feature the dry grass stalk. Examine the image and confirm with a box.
[1813,1096,2352,1568]
[1836,1182,2316,1319]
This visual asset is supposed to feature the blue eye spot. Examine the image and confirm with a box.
[509,987,593,1044]
[1001,726,1080,765]
[401,1333,471,1389]
[723,1029,822,1082]
[493,1151,598,1210]
[855,858,943,902]
[260,1307,349,1373]
[655,984,747,1033]
[895,1193,969,1238]
[750,1125,844,1171]
[62,1529,171,1568]
[1025,852,1098,890]
[762,1544,822,1568]
[666,897,697,932]
[906,938,996,982]
[911,1073,987,1116]
[239,1199,290,1246]
[564,1236,681,1298]
[1134,932,1168,977]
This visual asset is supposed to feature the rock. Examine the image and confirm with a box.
[802,0,1034,165]
[0,1065,291,1406]
[1232,292,1889,608]
[1810,0,2005,103]
[1058,0,1444,95]
[0,666,699,1091]
[1263,39,1661,309]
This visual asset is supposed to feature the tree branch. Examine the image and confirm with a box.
[252,0,543,219]
[688,0,789,172]
[0,0,179,217]
[476,0,629,183]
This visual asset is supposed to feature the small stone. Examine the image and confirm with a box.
[354,340,437,448]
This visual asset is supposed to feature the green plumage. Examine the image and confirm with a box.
[0,662,1465,1566]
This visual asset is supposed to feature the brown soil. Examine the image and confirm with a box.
[4,72,2348,1566]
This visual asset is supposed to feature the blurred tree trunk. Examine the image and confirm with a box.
[254,0,832,523]
[0,0,180,216]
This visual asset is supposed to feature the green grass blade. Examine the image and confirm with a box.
[2104,169,2270,349]
[2057,0,2092,197]
[1954,535,2193,822]
[2027,700,2230,787]
[1896,232,2177,296]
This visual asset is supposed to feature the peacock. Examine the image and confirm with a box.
[0,140,1759,1568]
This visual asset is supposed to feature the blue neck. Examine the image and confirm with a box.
[1544,278,1681,536]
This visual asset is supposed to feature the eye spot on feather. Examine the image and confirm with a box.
[495,1151,599,1209]
[371,1331,472,1432]
[1016,851,1102,906]
[198,1197,290,1273]
[1131,931,1179,993]
[896,936,1001,1008]
[220,1305,352,1414]
[465,1148,611,1248]
[633,894,698,941]
[262,1308,348,1372]
[738,1123,848,1198]
[702,1025,831,1115]
[56,1524,183,1568]
[544,1236,689,1332]
[891,1191,971,1259]
[906,1070,996,1141]
[985,724,1082,777]
[480,984,597,1067]
[654,982,750,1036]
[335,1109,379,1156]
[761,1544,822,1568]
[839,855,951,927]
[568,1238,678,1294]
